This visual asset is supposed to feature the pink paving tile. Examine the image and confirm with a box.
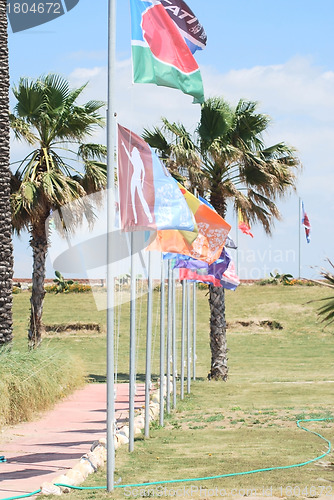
[0,383,145,499]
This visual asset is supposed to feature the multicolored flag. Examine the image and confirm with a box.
[301,201,311,243]
[220,260,240,291]
[160,0,207,54]
[207,249,231,280]
[129,0,205,103]
[179,267,222,287]
[178,252,239,290]
[147,185,231,264]
[171,254,209,270]
[238,209,254,238]
[118,124,196,233]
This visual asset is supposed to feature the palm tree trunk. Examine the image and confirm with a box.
[0,1,14,346]
[29,219,48,348]
[208,189,228,380]
[208,286,228,380]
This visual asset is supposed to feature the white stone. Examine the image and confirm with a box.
[40,482,62,496]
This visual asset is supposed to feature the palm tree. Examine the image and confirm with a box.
[143,97,300,380]
[0,0,14,346]
[312,259,334,326]
[10,74,107,347]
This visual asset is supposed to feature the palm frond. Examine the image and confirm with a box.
[198,97,232,147]
[77,143,107,162]
[308,259,334,326]
[142,126,171,155]
[10,114,37,145]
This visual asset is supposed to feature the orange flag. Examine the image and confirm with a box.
[147,186,231,264]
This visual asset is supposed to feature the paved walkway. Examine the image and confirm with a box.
[0,383,145,499]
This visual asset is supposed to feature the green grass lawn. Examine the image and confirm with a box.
[12,284,334,499]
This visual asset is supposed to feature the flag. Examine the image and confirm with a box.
[171,248,231,279]
[178,251,238,290]
[118,124,196,233]
[130,0,205,103]
[301,201,311,243]
[225,235,237,249]
[172,254,209,270]
[207,249,231,280]
[238,209,254,238]
[147,185,231,264]
[221,260,240,291]
[199,196,237,249]
[160,0,207,54]
[179,267,222,287]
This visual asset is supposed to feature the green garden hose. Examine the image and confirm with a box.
[1,418,332,500]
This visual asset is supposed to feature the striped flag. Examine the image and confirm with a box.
[130,0,205,103]
[301,201,311,243]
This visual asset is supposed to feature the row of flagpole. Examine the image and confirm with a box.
[128,256,197,447]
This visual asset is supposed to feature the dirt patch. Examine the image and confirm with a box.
[45,322,101,336]
[227,319,283,332]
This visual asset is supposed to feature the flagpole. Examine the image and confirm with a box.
[192,282,196,381]
[159,255,165,426]
[172,267,177,409]
[298,197,301,279]
[129,232,136,452]
[106,0,116,491]
[180,278,185,400]
[236,210,239,276]
[186,280,191,394]
[166,260,172,413]
[144,251,153,438]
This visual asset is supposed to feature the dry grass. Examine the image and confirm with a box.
[0,345,85,427]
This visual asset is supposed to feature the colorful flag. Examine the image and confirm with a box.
[179,267,222,287]
[301,201,311,243]
[207,249,231,280]
[130,0,205,103]
[160,0,207,54]
[172,254,209,270]
[147,185,231,264]
[118,124,196,233]
[221,260,240,291]
[178,252,239,290]
[238,209,254,238]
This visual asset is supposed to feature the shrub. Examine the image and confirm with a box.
[45,283,92,293]
[0,345,85,427]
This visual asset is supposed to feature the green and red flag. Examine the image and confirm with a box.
[129,0,205,103]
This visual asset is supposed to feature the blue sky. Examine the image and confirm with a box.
[8,0,334,280]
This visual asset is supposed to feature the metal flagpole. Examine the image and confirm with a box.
[236,210,239,276]
[172,267,177,408]
[159,255,165,426]
[298,197,301,279]
[192,282,196,381]
[144,252,153,438]
[106,0,116,491]
[129,232,136,452]
[186,280,191,394]
[180,279,186,400]
[166,259,172,413]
